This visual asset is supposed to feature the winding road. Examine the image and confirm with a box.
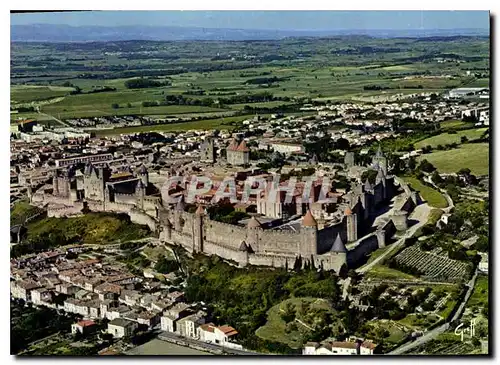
[387,269,479,355]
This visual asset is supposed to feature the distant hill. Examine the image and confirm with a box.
[11,24,490,42]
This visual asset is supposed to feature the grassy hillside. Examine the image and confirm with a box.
[26,212,150,246]
[256,297,341,349]
[401,176,448,208]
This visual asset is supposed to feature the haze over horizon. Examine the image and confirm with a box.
[11,10,490,31]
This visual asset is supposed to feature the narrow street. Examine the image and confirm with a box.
[356,203,432,274]
[157,331,263,355]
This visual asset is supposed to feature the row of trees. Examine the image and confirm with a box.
[124,77,170,89]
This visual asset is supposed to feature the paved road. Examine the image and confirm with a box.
[424,175,454,213]
[158,331,263,356]
[38,111,70,127]
[387,269,479,355]
[356,203,432,274]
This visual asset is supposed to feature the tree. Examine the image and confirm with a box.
[127,103,132,108]
[418,159,436,173]
[154,255,179,274]
[421,145,433,154]
[111,103,119,109]
[461,136,469,143]
[408,157,417,170]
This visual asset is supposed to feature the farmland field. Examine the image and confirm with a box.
[439,119,474,130]
[415,128,488,149]
[11,85,74,103]
[10,36,490,121]
[418,143,489,176]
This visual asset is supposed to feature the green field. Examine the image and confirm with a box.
[11,85,74,103]
[415,128,488,149]
[440,120,473,130]
[418,143,489,176]
[401,176,448,208]
[256,297,340,349]
[93,115,254,136]
[466,78,490,87]
[39,89,224,119]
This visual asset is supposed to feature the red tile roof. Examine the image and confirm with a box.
[200,323,215,333]
[236,140,249,152]
[218,325,238,337]
[77,320,96,327]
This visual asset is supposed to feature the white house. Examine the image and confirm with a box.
[198,323,243,350]
[161,315,176,333]
[303,340,376,355]
[107,318,138,338]
[71,320,96,335]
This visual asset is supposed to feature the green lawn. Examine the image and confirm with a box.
[365,264,417,280]
[418,143,489,176]
[415,128,488,149]
[401,176,448,208]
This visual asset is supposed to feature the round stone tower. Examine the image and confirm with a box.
[246,216,262,252]
[301,210,318,257]
[345,206,357,242]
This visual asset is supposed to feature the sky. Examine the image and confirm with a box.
[10,11,490,30]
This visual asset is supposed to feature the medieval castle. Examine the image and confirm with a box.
[30,142,419,274]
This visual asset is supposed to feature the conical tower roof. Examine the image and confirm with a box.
[375,144,384,158]
[138,164,148,174]
[236,140,250,152]
[195,205,205,216]
[376,167,386,180]
[175,196,185,211]
[364,179,373,190]
[302,210,318,227]
[228,138,239,151]
[344,206,353,216]
[331,233,347,253]
[239,241,248,251]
